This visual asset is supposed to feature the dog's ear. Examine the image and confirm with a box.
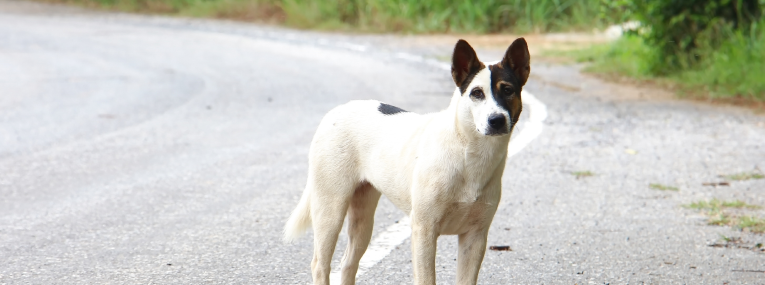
[451,39,483,87]
[502,37,531,86]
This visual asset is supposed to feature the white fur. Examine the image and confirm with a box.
[285,65,514,285]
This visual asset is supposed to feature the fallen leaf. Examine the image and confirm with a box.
[702,182,730,187]
[489,245,512,251]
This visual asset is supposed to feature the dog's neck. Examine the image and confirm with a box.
[444,89,510,200]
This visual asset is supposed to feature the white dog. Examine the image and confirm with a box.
[284,38,530,285]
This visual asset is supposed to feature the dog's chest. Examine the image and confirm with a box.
[440,170,501,235]
[437,156,504,235]
[439,195,498,235]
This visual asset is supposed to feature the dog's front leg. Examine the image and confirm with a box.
[456,228,489,285]
[411,216,438,285]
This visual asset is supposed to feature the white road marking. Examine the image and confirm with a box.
[329,216,412,285]
[508,91,547,157]
[328,50,548,284]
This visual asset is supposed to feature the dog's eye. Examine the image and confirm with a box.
[470,89,484,100]
[502,86,515,96]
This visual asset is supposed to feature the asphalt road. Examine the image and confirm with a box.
[2,1,765,284]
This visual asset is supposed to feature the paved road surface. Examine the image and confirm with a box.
[1,1,764,283]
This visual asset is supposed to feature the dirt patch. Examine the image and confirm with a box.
[582,71,765,114]
[708,236,765,253]
[373,32,611,59]
[0,0,89,14]
[208,1,285,24]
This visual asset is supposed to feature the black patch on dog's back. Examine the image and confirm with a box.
[378,103,408,115]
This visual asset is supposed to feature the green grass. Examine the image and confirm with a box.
[686,198,761,212]
[571,170,594,179]
[677,30,765,101]
[570,36,657,79]
[708,214,765,233]
[37,0,619,33]
[738,216,765,233]
[719,234,733,242]
[568,21,765,102]
[649,183,678,191]
[723,172,765,181]
[708,213,732,226]
[685,199,764,233]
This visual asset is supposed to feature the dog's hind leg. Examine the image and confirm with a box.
[338,182,381,285]
[310,177,357,285]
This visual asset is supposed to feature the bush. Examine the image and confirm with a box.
[679,21,765,101]
[626,0,763,74]
[574,18,765,101]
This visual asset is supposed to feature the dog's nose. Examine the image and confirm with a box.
[488,114,506,130]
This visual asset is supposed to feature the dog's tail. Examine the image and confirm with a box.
[283,189,312,243]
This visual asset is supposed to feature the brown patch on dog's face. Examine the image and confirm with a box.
[488,37,530,128]
[489,66,523,127]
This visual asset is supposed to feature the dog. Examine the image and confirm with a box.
[284,38,530,285]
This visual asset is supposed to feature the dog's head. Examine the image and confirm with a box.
[451,38,530,136]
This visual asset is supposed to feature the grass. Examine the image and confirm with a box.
[686,198,761,212]
[677,29,765,102]
[685,199,764,233]
[567,36,657,79]
[722,172,765,181]
[649,183,678,191]
[566,21,765,103]
[571,171,594,179]
[708,213,732,226]
[708,214,765,233]
[35,0,619,33]
[738,216,765,233]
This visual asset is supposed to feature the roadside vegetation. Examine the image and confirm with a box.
[723,172,765,181]
[39,0,621,33]
[685,199,765,233]
[571,170,594,179]
[648,183,678,191]
[567,0,765,104]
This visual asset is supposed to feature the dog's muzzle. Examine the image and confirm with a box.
[487,113,507,135]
